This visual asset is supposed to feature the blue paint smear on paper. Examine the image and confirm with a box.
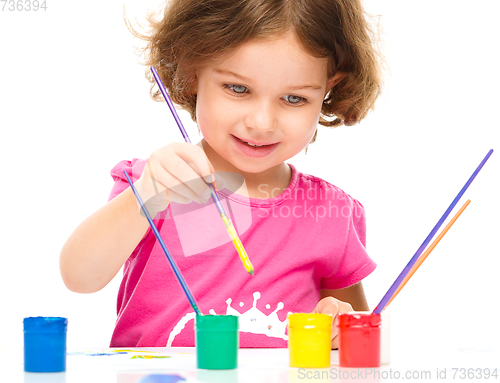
[137,374,185,383]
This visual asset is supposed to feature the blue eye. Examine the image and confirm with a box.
[284,95,304,104]
[227,84,248,94]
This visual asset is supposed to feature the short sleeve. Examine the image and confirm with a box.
[321,198,376,289]
[108,158,148,202]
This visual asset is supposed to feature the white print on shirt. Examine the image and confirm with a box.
[166,291,291,346]
[166,311,197,347]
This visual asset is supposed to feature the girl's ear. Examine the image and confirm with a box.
[326,72,347,93]
[191,77,198,96]
[187,73,198,96]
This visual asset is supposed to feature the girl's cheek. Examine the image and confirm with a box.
[201,94,230,122]
[197,95,218,130]
[285,113,317,136]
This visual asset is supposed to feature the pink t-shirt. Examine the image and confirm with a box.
[108,158,376,347]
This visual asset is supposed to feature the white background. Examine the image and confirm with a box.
[1,0,499,354]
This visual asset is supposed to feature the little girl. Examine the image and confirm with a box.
[60,0,383,349]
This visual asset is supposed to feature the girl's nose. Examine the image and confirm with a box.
[244,99,277,132]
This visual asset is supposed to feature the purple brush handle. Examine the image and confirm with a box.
[373,149,493,314]
[150,66,226,216]
[150,66,191,143]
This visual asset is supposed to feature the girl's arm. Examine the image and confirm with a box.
[313,282,370,349]
[60,142,216,294]
[320,282,369,311]
[59,187,151,294]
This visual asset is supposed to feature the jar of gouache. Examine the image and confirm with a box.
[24,317,68,372]
[338,312,381,367]
[195,315,238,369]
[288,313,333,368]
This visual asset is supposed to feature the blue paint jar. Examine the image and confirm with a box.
[23,317,68,372]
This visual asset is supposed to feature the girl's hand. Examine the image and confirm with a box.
[313,296,353,349]
[134,142,221,217]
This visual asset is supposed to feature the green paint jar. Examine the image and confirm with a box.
[195,315,238,369]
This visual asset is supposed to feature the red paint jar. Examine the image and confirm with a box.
[338,312,381,367]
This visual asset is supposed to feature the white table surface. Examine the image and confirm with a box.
[3,343,499,383]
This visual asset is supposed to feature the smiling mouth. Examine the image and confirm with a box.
[245,141,267,147]
[234,136,277,147]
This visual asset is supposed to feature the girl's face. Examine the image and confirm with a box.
[196,31,340,174]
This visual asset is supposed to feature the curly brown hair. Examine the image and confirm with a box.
[127,0,383,144]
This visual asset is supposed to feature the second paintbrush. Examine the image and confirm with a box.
[150,66,254,276]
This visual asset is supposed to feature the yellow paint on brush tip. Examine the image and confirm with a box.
[222,214,255,275]
[233,237,254,275]
[227,226,237,239]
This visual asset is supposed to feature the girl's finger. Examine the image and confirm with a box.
[331,318,339,341]
[195,141,216,184]
[166,188,195,205]
[166,143,215,199]
[213,173,226,191]
[317,296,339,316]
[149,158,206,204]
[331,334,339,350]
